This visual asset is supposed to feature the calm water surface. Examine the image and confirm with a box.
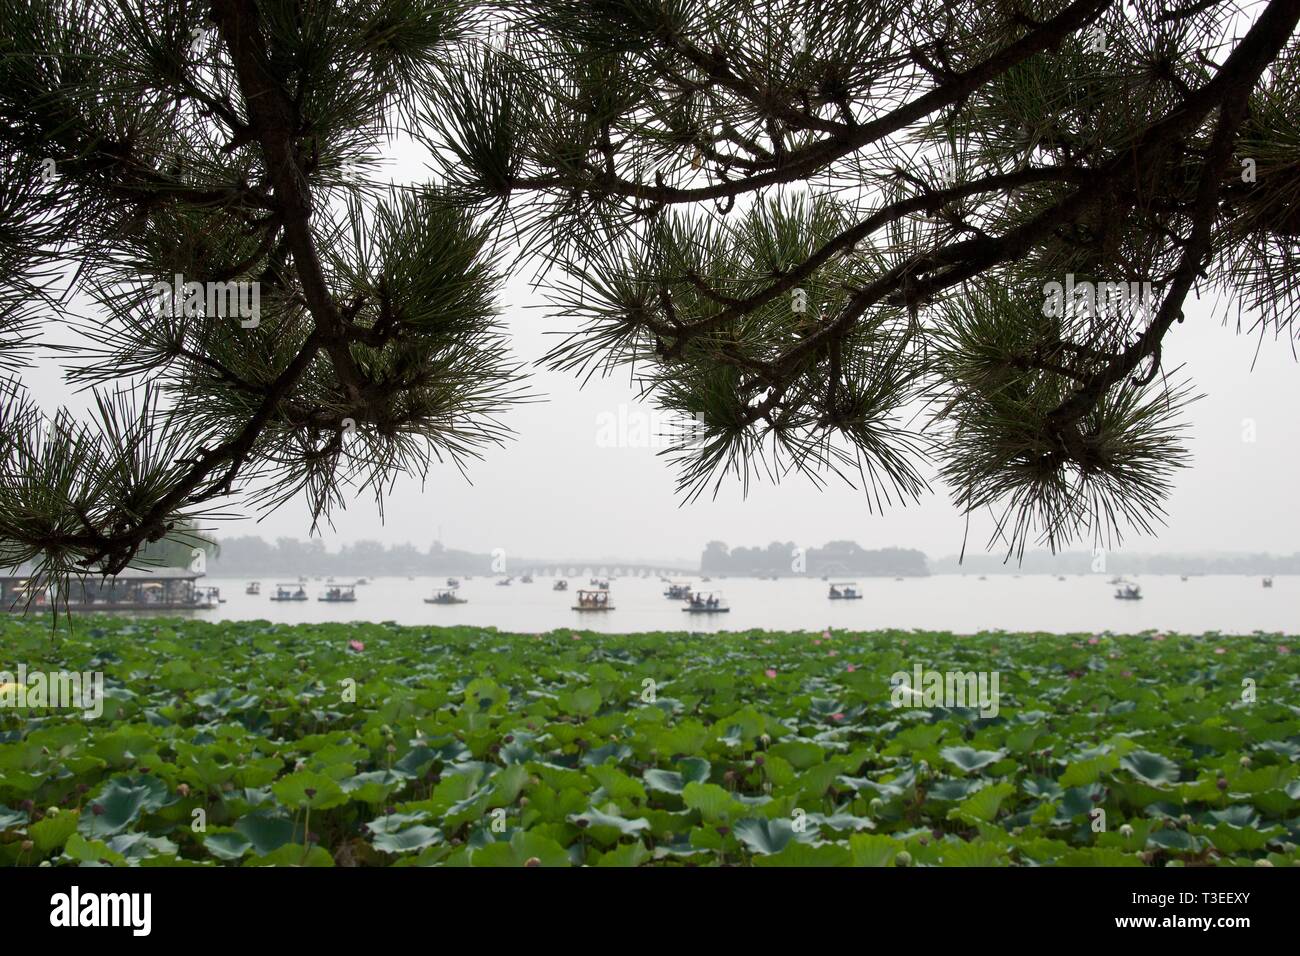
[168,574,1298,635]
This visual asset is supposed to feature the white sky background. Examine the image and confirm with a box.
[277,274,1300,565]
[22,111,1300,567]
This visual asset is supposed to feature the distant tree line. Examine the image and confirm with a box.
[700,541,929,577]
[209,538,487,577]
[204,535,1298,578]
[935,551,1300,575]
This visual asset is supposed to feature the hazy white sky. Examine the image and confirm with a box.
[24,140,1300,565]
[236,278,1295,564]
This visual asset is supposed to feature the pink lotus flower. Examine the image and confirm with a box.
[571,633,581,640]
[1214,647,1226,655]
[348,640,365,652]
[846,664,856,672]
[822,629,832,640]
[1087,637,1100,645]
[1278,645,1291,655]
[1151,633,1166,641]
[764,668,777,679]
[828,649,838,657]
[831,712,845,722]
[813,639,822,646]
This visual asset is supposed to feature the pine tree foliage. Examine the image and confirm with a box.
[417,0,1300,557]
[0,0,1298,585]
[0,0,525,588]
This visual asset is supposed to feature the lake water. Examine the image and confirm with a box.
[175,574,1298,635]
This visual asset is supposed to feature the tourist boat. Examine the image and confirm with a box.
[828,582,862,600]
[683,592,729,614]
[496,577,512,586]
[1114,583,1143,601]
[355,577,369,585]
[594,579,609,590]
[446,577,460,587]
[319,584,357,603]
[663,582,692,600]
[201,586,227,604]
[572,589,613,612]
[1263,577,1274,588]
[425,588,467,605]
[553,579,568,591]
[245,581,261,595]
[270,583,308,601]
[521,574,533,583]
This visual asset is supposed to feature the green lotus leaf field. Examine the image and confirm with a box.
[1,618,1296,866]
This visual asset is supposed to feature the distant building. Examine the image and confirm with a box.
[0,563,216,612]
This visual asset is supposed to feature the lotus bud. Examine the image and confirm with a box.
[1239,756,1252,768]
[869,798,884,813]
[1255,859,1274,867]
[895,850,912,867]
[1119,824,1134,838]
[524,857,541,867]
[1216,777,1228,791]
[20,840,33,852]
